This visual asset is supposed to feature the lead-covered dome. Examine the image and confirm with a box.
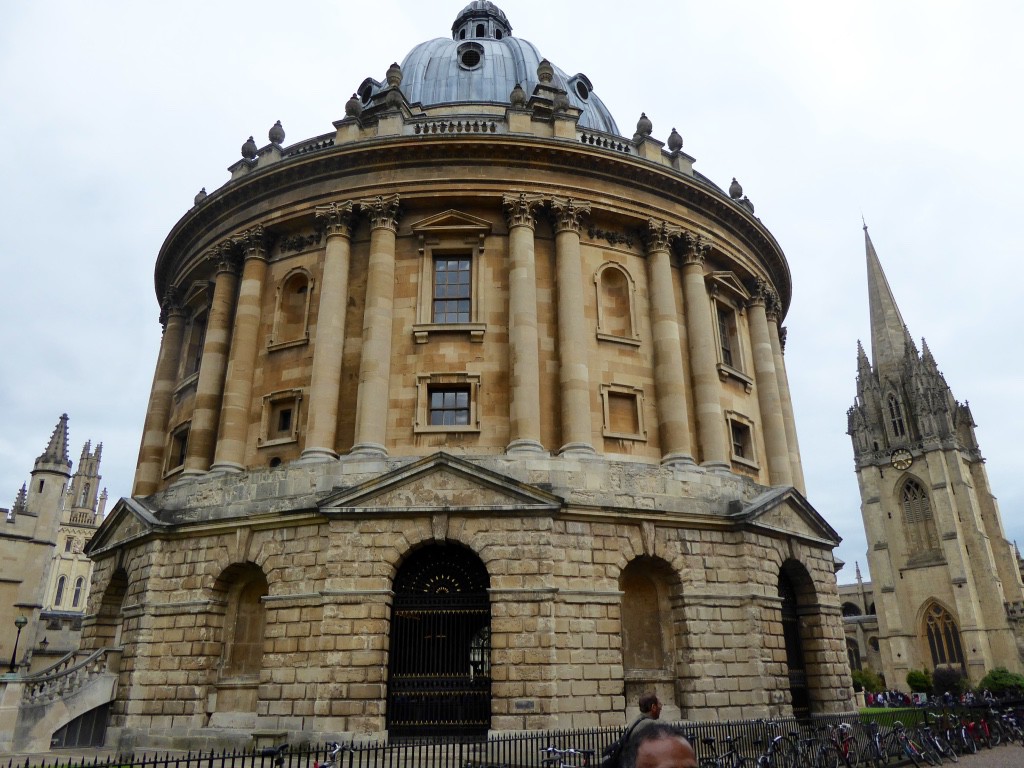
[371,2,619,134]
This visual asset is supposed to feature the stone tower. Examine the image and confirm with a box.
[0,415,105,672]
[847,227,1024,687]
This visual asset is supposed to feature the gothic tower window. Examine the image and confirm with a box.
[888,394,906,438]
[55,575,67,606]
[901,478,940,556]
[923,602,965,670]
[72,576,84,608]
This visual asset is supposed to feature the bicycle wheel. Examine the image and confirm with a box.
[842,740,860,768]
[988,722,1004,747]
[768,736,798,768]
[934,735,958,764]
[961,729,977,755]
[816,746,840,768]
[859,740,888,768]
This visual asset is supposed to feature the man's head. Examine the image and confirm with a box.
[638,692,662,719]
[622,724,696,768]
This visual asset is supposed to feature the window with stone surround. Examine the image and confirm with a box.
[600,384,646,440]
[165,422,190,475]
[410,210,490,343]
[924,602,965,670]
[268,268,313,349]
[72,576,84,608]
[708,272,753,391]
[258,389,303,447]
[415,373,481,433]
[55,575,67,606]
[594,262,640,345]
[181,309,207,380]
[725,410,758,469]
[888,393,907,439]
[900,478,940,558]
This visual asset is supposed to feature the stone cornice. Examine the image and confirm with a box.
[155,135,791,316]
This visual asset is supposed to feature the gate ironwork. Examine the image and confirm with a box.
[388,545,491,737]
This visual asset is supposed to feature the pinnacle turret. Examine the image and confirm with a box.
[33,414,72,476]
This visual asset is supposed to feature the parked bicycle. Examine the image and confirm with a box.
[540,746,595,767]
[698,735,751,768]
[858,721,888,768]
[752,719,797,768]
[321,741,352,768]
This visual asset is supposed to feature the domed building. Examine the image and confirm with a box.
[83,1,851,750]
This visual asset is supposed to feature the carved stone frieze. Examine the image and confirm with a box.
[502,192,544,229]
[589,226,636,249]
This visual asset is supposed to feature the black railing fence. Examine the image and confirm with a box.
[7,703,1023,768]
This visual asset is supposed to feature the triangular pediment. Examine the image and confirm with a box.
[410,210,492,236]
[708,271,750,301]
[85,497,165,556]
[319,453,562,515]
[728,486,840,545]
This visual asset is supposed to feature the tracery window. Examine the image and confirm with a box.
[847,638,862,671]
[924,603,965,670]
[901,478,939,553]
[888,394,907,438]
[72,576,84,608]
[55,576,67,606]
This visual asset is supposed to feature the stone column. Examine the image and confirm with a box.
[183,244,239,477]
[301,202,354,463]
[550,197,595,456]
[133,293,186,495]
[645,220,694,467]
[212,226,269,473]
[747,279,792,487]
[770,322,806,493]
[351,194,400,457]
[680,232,728,470]
[503,192,546,454]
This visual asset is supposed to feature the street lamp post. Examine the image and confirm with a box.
[8,615,27,673]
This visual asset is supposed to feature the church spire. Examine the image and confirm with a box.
[33,413,72,475]
[864,225,913,374]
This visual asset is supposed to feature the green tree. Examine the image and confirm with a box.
[852,667,885,693]
[932,666,967,697]
[977,667,1024,697]
[906,668,932,693]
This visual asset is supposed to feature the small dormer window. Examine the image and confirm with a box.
[495,30,502,39]
[475,23,485,37]
[458,42,484,71]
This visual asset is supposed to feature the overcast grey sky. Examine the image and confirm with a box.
[2,1,1021,581]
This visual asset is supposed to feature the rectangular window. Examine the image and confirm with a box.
[275,406,293,436]
[717,305,736,368]
[725,411,758,469]
[432,257,471,323]
[167,424,190,472]
[429,387,471,426]
[600,384,646,441]
[184,311,208,377]
[731,420,751,458]
[259,389,303,446]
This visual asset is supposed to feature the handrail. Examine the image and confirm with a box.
[21,646,120,704]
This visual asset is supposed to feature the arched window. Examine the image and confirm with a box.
[902,479,939,554]
[72,576,84,608]
[475,23,484,37]
[888,394,907,438]
[220,567,269,679]
[80,482,90,507]
[924,603,965,670]
[270,270,311,346]
[841,602,862,617]
[847,638,862,671]
[55,576,67,606]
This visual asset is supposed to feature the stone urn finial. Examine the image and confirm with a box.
[537,59,554,83]
[667,128,683,152]
[269,120,285,146]
[241,136,258,160]
[510,83,527,108]
[386,62,403,87]
[194,187,207,206]
[729,178,743,200]
[635,112,653,137]
[345,93,363,117]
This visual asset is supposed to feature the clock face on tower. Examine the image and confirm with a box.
[891,448,913,470]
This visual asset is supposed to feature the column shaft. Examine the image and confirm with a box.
[748,288,792,486]
[551,198,594,455]
[133,299,185,495]
[504,193,545,454]
[352,195,400,456]
[770,321,806,492]
[183,248,239,476]
[645,222,694,466]
[212,227,268,472]
[681,235,729,469]
[302,203,354,462]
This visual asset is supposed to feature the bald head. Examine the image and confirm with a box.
[622,724,697,768]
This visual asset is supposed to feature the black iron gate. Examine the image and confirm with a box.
[387,545,491,738]
[779,571,810,720]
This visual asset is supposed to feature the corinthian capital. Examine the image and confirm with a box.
[235,224,268,260]
[159,289,184,327]
[502,192,544,229]
[680,230,711,266]
[644,219,681,253]
[549,196,591,234]
[315,201,355,238]
[358,194,401,232]
[208,241,241,275]
[748,277,781,319]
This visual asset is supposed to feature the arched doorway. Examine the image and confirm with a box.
[778,566,811,719]
[387,543,491,737]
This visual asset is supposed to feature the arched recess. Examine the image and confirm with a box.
[846,638,862,671]
[387,542,490,738]
[619,557,681,716]
[269,268,312,347]
[209,562,269,718]
[93,568,128,648]
[921,600,966,672]
[594,262,639,343]
[899,477,940,559]
[841,602,861,617]
[778,560,817,720]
